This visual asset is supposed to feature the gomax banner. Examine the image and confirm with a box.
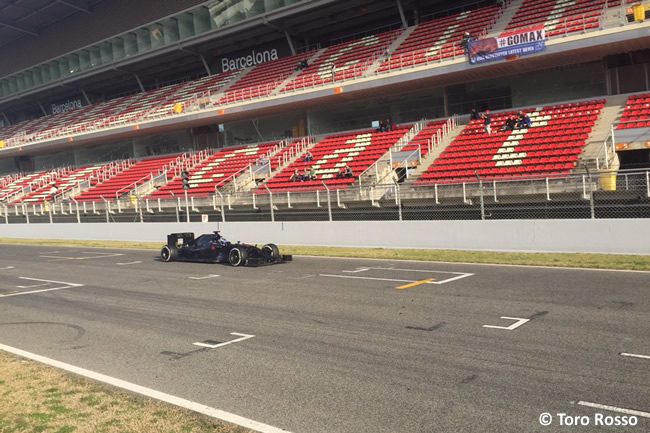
[467,24,546,65]
[46,95,88,116]
[214,40,292,74]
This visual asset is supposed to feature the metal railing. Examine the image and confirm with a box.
[2,168,648,224]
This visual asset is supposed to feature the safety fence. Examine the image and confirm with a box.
[1,169,648,224]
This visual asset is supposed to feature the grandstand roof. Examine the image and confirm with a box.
[0,0,105,47]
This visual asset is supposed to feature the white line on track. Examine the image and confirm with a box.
[188,275,220,280]
[620,352,650,360]
[0,278,84,298]
[577,401,650,418]
[0,266,15,270]
[299,255,650,273]
[0,343,290,433]
[193,332,255,348]
[117,261,142,266]
[320,274,422,284]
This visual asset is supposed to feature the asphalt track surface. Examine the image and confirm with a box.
[0,244,649,433]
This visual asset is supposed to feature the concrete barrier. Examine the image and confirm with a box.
[1,219,648,255]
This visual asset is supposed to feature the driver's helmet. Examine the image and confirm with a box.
[219,237,228,245]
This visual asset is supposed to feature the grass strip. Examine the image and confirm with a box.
[0,237,648,271]
[0,351,251,433]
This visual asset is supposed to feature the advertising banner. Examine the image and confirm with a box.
[467,24,546,65]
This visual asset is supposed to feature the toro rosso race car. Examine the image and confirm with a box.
[160,231,292,267]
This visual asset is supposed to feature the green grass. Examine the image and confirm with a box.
[0,237,648,271]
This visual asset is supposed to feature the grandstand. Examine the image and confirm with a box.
[0,0,648,223]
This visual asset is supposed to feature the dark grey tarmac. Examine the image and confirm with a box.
[0,244,648,433]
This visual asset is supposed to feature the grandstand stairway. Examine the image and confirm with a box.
[270,48,328,96]
[364,26,417,75]
[489,0,526,33]
[577,94,628,169]
[401,122,465,186]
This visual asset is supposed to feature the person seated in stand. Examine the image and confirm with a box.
[343,164,353,178]
[301,168,312,181]
[384,119,392,132]
[336,166,347,178]
[377,119,386,132]
[517,112,531,129]
[304,150,313,162]
[259,155,268,165]
[290,168,301,182]
[501,116,517,131]
[470,108,480,120]
[308,166,317,181]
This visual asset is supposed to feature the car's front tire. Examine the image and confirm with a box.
[262,243,280,259]
[161,245,178,262]
[228,246,248,267]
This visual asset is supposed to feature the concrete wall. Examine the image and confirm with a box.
[1,219,648,255]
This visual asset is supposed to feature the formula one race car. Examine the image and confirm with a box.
[160,231,292,266]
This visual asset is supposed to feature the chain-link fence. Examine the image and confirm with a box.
[1,169,648,224]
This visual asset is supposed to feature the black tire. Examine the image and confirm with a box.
[160,245,178,262]
[262,243,280,259]
[228,246,248,267]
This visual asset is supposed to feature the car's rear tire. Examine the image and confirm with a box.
[228,246,248,267]
[262,243,279,259]
[161,245,178,262]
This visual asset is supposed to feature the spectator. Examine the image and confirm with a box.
[304,150,313,162]
[302,168,312,181]
[290,169,301,182]
[377,119,386,132]
[336,166,346,178]
[384,47,391,59]
[48,184,58,200]
[460,32,472,52]
[343,164,353,178]
[259,155,269,165]
[308,166,317,181]
[384,119,392,132]
[296,59,308,71]
[330,64,337,81]
[470,108,480,120]
[482,109,492,134]
[517,112,531,129]
[501,117,516,131]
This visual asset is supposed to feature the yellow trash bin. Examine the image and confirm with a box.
[633,3,645,21]
[173,102,183,113]
[129,195,137,207]
[599,170,617,191]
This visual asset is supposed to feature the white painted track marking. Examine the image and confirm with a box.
[298,254,650,273]
[193,332,255,349]
[577,401,650,418]
[0,266,15,270]
[189,275,221,280]
[40,252,125,260]
[483,317,530,331]
[342,268,369,273]
[117,261,142,266]
[621,352,650,360]
[320,274,422,284]
[0,278,84,298]
[0,343,292,433]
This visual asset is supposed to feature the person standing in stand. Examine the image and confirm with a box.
[482,109,492,134]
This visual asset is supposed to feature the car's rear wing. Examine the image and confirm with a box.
[167,232,195,247]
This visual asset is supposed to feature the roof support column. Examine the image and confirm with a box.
[38,102,47,116]
[200,54,212,76]
[81,89,91,105]
[1,112,10,126]
[133,73,145,93]
[285,31,296,55]
[395,0,408,28]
